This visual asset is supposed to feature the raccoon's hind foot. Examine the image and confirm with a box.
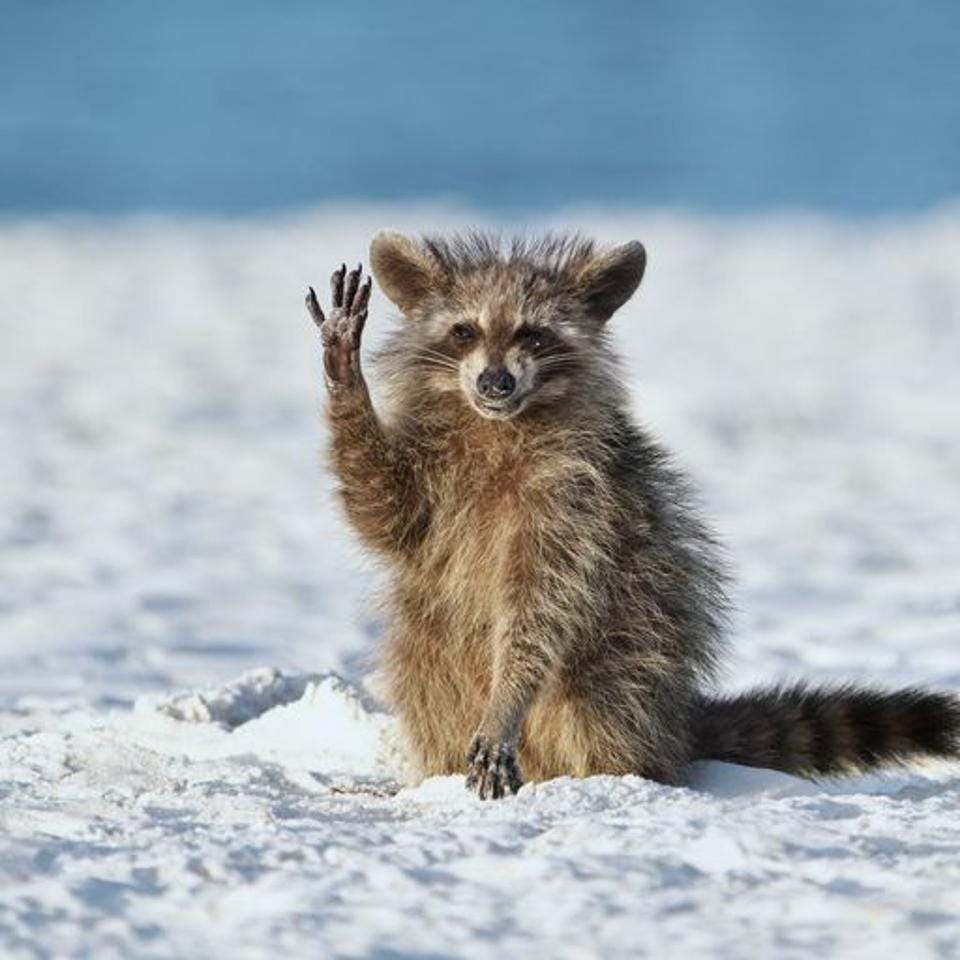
[306,262,372,388]
[465,734,523,800]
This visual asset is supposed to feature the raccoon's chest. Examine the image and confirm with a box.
[415,450,533,626]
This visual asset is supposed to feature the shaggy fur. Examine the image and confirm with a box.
[310,231,960,798]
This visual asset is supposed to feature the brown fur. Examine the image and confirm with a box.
[315,231,960,796]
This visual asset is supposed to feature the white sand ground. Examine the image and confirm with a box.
[1,206,959,958]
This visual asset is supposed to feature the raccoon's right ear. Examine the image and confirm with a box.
[369,231,438,315]
[575,241,647,324]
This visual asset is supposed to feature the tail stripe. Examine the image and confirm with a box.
[694,682,960,778]
[809,700,838,774]
[847,694,890,766]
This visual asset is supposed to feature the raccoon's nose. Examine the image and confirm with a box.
[476,367,516,400]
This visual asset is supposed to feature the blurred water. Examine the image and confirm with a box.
[2,0,958,214]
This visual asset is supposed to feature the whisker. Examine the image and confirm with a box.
[415,345,459,360]
[410,351,460,371]
[536,349,577,363]
[418,347,460,364]
[537,356,579,371]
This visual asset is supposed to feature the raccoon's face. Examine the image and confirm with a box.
[428,298,579,420]
[369,231,646,421]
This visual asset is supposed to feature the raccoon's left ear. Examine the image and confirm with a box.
[369,231,438,316]
[575,241,646,323]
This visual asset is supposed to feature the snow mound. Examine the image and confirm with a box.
[131,667,411,786]
[145,666,321,728]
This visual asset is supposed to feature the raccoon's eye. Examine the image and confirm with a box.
[451,323,476,343]
[515,326,544,349]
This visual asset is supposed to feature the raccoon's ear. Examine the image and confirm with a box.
[369,231,438,315]
[575,241,646,323]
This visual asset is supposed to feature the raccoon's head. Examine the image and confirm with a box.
[369,231,645,421]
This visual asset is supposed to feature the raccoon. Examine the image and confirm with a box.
[305,231,960,799]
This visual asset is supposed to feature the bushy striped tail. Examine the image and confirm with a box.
[692,683,960,777]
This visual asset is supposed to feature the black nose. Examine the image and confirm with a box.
[476,367,516,400]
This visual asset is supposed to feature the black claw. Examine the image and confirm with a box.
[331,264,346,307]
[344,263,362,312]
[305,286,325,327]
[353,276,372,316]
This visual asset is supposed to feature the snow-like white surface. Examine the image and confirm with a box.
[2,206,960,958]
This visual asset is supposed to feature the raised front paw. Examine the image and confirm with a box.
[465,734,523,800]
[305,262,372,389]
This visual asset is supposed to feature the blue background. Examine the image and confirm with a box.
[2,0,958,214]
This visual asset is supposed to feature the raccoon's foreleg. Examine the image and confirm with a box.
[466,511,606,799]
[465,636,551,799]
[307,264,428,556]
[307,262,371,389]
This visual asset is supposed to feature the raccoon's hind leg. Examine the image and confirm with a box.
[520,676,690,786]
